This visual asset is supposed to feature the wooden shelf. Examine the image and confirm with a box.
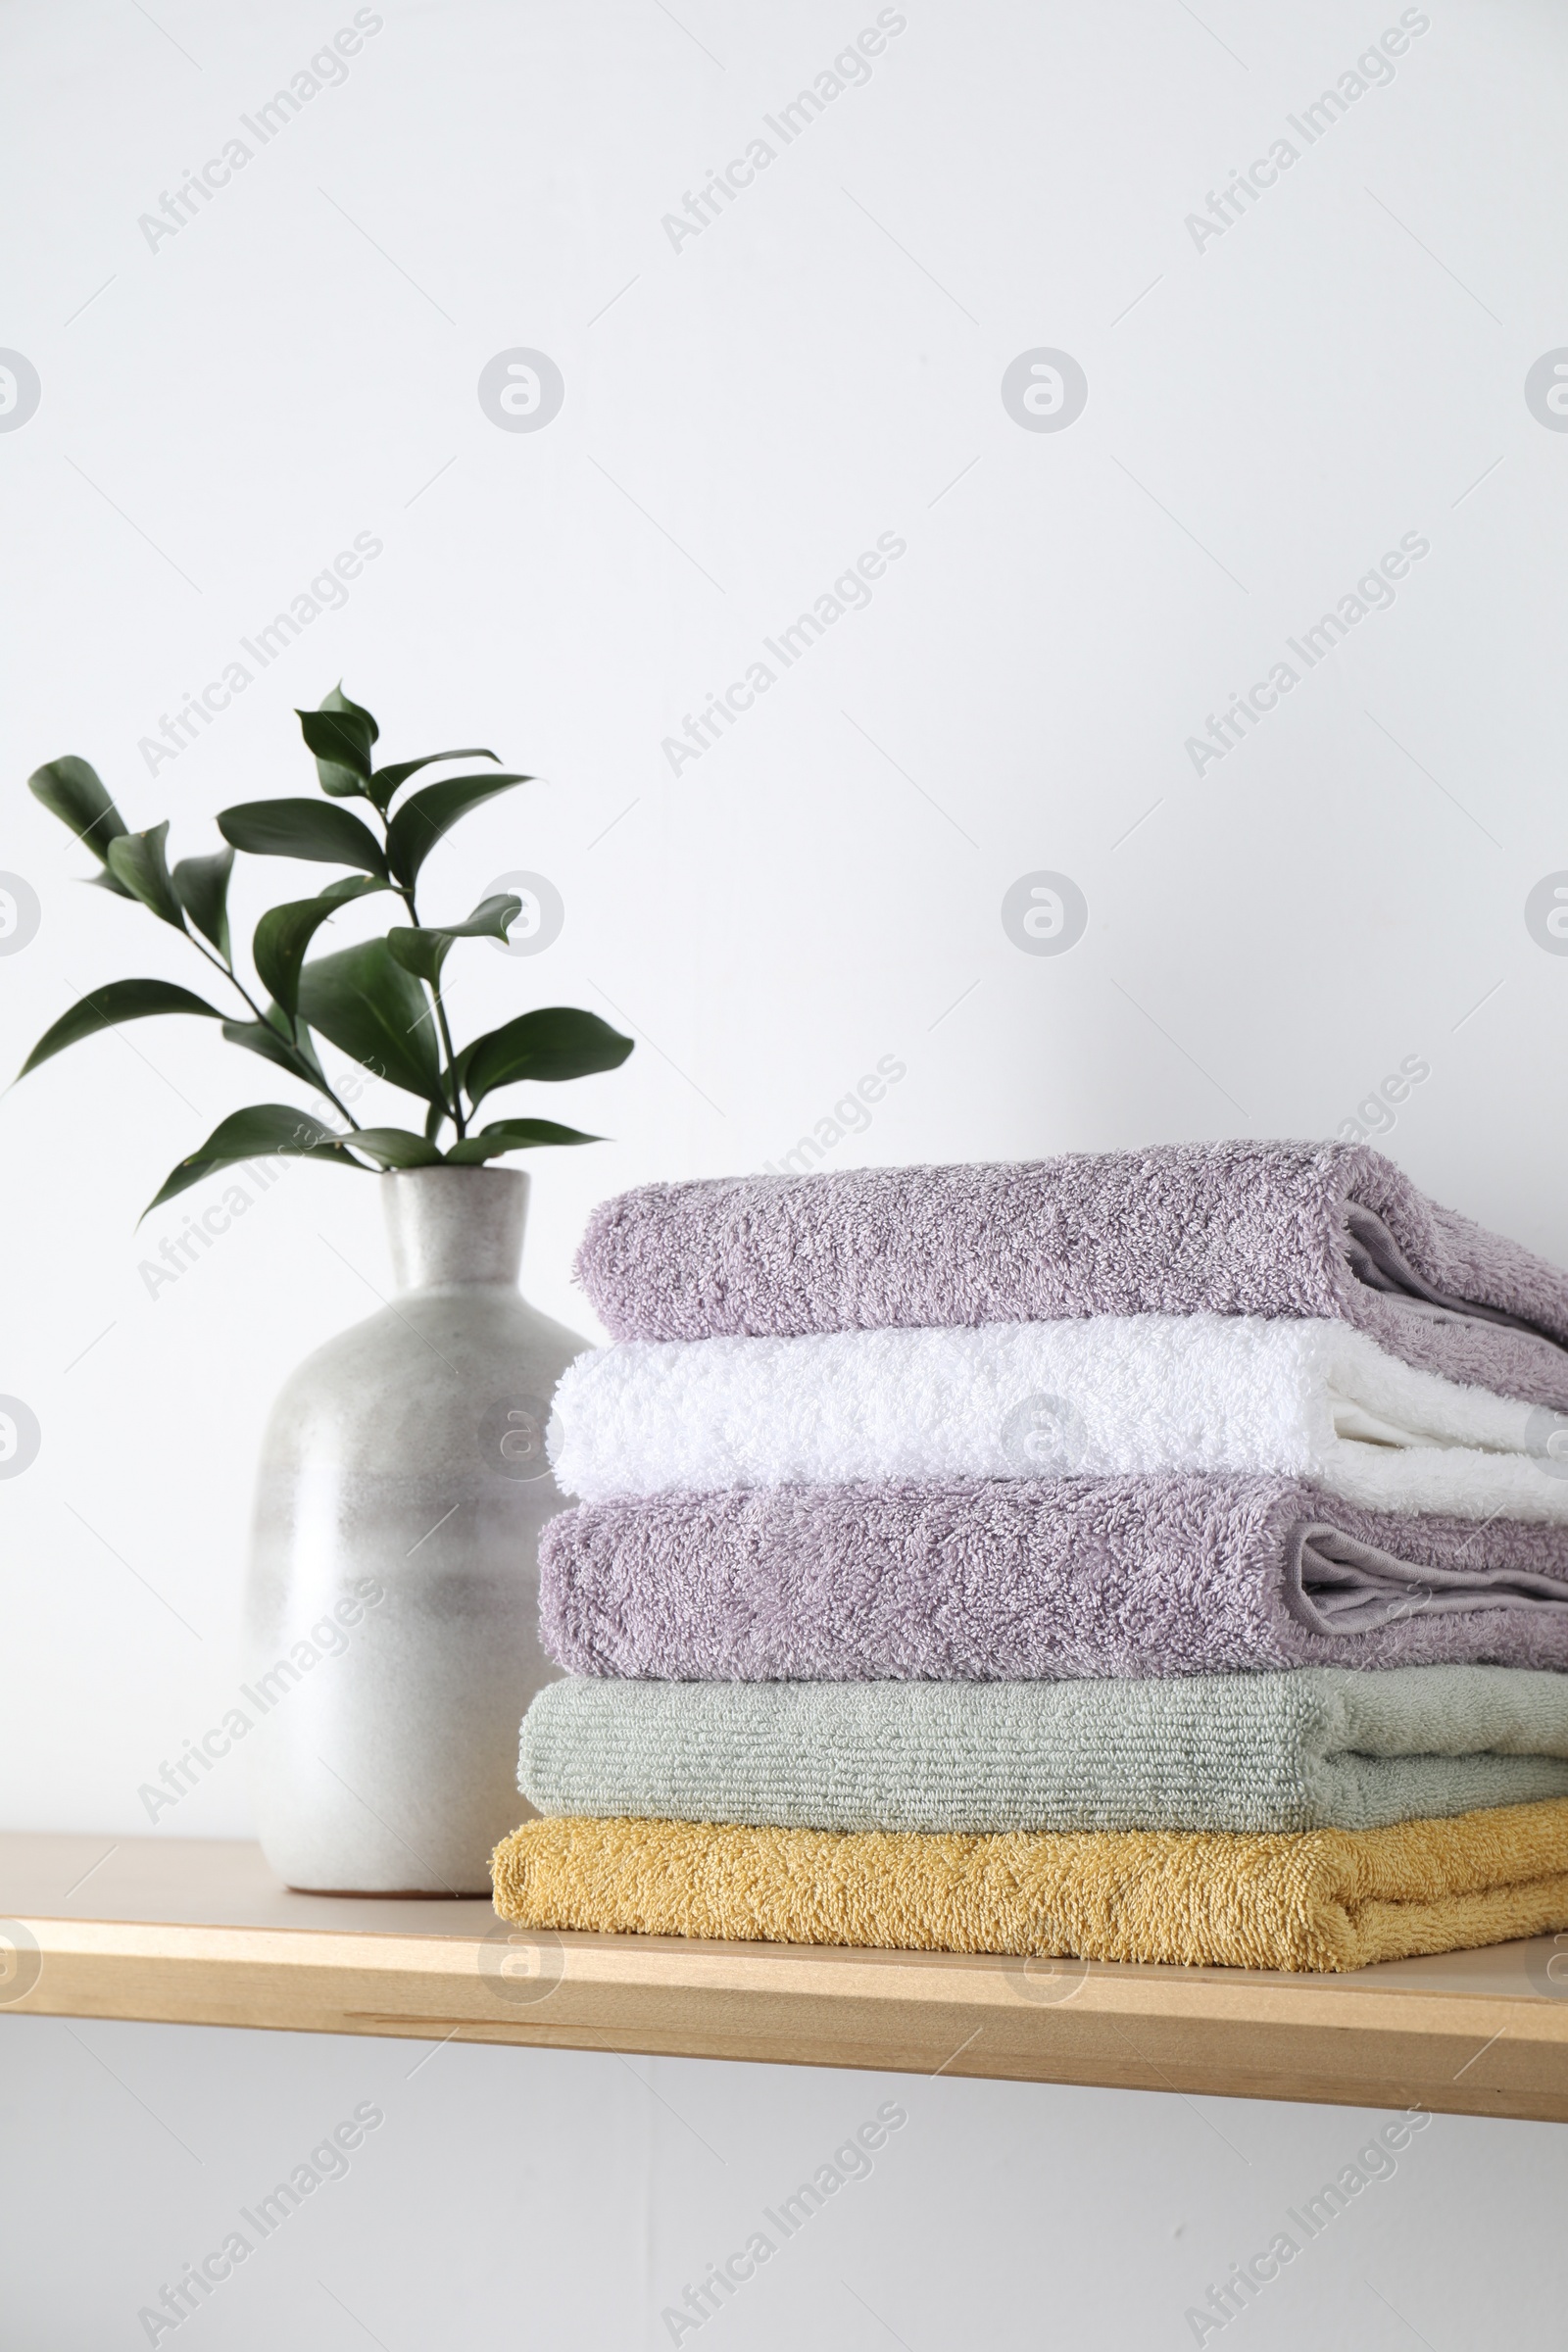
[5,1833,1568,2122]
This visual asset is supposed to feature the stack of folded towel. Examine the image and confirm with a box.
[492,1142,1568,1972]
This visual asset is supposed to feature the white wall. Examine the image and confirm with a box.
[4,2018,1568,2350]
[4,0,1568,2339]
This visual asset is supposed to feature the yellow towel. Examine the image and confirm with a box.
[491,1800,1568,1972]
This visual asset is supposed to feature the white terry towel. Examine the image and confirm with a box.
[547,1313,1568,1521]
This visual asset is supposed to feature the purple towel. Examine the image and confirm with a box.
[538,1477,1568,1683]
[574,1143,1568,1406]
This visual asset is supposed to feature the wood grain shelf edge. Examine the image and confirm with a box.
[9,1901,1568,2123]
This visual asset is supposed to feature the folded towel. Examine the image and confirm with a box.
[516,1667,1568,1834]
[539,1477,1568,1683]
[490,1799,1568,1971]
[548,1313,1568,1523]
[574,1144,1568,1408]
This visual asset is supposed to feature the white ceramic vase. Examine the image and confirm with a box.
[243,1166,582,1893]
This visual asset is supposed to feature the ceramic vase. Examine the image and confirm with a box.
[243,1166,582,1893]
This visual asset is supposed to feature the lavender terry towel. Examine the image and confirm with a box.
[574,1143,1568,1406]
[539,1477,1568,1683]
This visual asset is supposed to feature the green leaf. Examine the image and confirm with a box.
[295,937,444,1106]
[298,685,378,797]
[424,1099,447,1144]
[221,1015,325,1089]
[384,771,531,887]
[444,1118,604,1164]
[218,799,388,880]
[106,823,185,928]
[28,758,132,890]
[460,1006,634,1110]
[142,1104,357,1218]
[369,750,501,812]
[325,683,378,742]
[172,847,234,961]
[18,979,223,1080]
[385,893,522,986]
[385,931,449,988]
[252,874,387,1021]
[335,1126,445,1168]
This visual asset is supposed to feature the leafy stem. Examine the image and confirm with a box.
[181,924,366,1134]
[19,689,633,1218]
[394,877,466,1141]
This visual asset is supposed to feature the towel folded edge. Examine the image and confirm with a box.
[490,1801,1568,1974]
[571,1145,1568,1393]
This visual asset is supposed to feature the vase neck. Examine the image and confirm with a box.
[382,1168,527,1292]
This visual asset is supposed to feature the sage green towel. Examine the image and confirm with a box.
[517,1666,1568,1834]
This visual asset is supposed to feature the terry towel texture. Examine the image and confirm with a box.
[490,1801,1568,1972]
[539,1477,1568,1683]
[547,1313,1568,1523]
[515,1666,1568,1834]
[574,1143,1568,1408]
